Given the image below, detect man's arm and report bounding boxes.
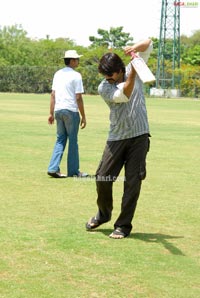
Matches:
[123,65,137,98]
[111,66,137,103]
[48,90,55,125]
[76,93,86,129]
[124,38,152,55]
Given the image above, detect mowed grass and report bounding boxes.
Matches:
[0,92,199,298]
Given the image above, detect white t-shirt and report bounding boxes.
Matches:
[52,67,84,112]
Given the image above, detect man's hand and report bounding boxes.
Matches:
[80,117,86,129]
[48,115,54,125]
[124,46,136,56]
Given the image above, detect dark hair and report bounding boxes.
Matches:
[98,53,125,76]
[64,57,79,66]
[64,58,71,66]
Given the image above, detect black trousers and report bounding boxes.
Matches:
[95,134,150,235]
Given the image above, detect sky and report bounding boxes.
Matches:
[1,0,200,46]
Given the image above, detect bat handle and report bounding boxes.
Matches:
[130,51,138,59]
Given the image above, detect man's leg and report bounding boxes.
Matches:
[65,111,80,176]
[94,140,126,223]
[48,111,67,173]
[114,134,150,236]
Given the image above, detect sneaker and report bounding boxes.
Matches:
[77,172,88,178]
[47,172,67,178]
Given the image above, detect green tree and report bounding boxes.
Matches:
[0,24,30,65]
[179,64,200,97]
[181,30,200,66]
[89,26,133,49]
[181,44,200,66]
[181,30,200,47]
[0,24,199,96]
[0,25,79,67]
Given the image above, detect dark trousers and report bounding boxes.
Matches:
[95,134,150,235]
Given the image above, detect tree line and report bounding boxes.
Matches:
[0,25,199,97]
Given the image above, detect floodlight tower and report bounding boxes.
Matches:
[156,0,180,94]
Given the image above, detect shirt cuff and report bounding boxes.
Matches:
[113,83,129,103]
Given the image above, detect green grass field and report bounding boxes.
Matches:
[0,93,199,298]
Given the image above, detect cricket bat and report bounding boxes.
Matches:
[130,51,156,83]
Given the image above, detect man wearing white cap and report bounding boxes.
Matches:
[47,50,87,178]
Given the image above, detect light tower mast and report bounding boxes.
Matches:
[156,0,180,93]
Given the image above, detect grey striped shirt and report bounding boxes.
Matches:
[98,71,149,141]
[98,43,153,141]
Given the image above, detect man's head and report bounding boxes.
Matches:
[98,53,125,84]
[62,50,83,66]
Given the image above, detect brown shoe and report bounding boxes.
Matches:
[47,172,67,178]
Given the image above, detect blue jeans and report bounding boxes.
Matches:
[48,109,80,176]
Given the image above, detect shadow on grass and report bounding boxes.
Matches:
[132,232,185,256]
[92,229,185,256]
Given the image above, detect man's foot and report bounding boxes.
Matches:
[86,217,102,230]
[109,228,128,239]
[75,172,89,178]
[47,172,67,178]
